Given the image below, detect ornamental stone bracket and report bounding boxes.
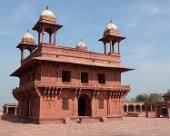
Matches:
[93,90,99,98]
[75,88,81,98]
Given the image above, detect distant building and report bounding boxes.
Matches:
[123,93,170,118]
[2,103,18,115]
[11,7,133,124]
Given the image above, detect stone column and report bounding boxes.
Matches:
[110,40,113,54]
[104,43,106,54]
[151,106,153,112]
[155,106,158,117]
[6,106,9,115]
[91,93,96,117]
[107,97,111,115]
[53,32,56,44]
[21,48,25,64]
[118,41,120,54]
[38,32,40,45]
[145,105,148,117]
[167,106,170,119]
[49,33,52,43]
[42,29,44,43]
[157,107,160,118]
[14,107,17,115]
[72,97,78,116]
[134,105,136,112]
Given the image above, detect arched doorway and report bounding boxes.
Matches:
[123,105,127,112]
[142,105,145,112]
[128,105,134,112]
[78,94,91,116]
[136,105,141,112]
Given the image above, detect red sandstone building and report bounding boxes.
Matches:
[11,7,133,124]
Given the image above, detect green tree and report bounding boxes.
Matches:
[136,93,149,102]
[148,93,162,102]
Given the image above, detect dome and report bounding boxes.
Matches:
[22,31,34,40]
[76,39,87,50]
[104,20,120,36]
[40,6,56,18]
[105,21,118,30]
[22,31,35,43]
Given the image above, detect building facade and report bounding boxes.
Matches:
[11,7,133,124]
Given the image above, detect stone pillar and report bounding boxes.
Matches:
[151,106,153,112]
[118,41,120,54]
[157,107,160,118]
[14,107,17,115]
[6,106,9,115]
[112,44,114,53]
[134,105,136,112]
[110,40,113,54]
[73,97,78,116]
[107,97,111,115]
[21,48,25,63]
[42,30,44,43]
[104,43,106,54]
[167,106,170,119]
[145,105,148,117]
[38,32,40,45]
[53,32,56,44]
[127,105,129,113]
[91,95,96,117]
[140,105,142,112]
[49,33,52,43]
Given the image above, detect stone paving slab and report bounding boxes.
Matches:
[0,117,170,136]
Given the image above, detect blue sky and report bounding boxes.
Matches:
[0,0,170,109]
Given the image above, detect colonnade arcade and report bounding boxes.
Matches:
[123,103,156,113]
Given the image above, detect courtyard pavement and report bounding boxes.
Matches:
[0,117,170,136]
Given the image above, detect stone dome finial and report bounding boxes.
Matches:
[76,39,87,50]
[40,6,56,18]
[103,20,120,36]
[22,30,35,44]
[106,21,118,30]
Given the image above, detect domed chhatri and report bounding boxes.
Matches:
[76,39,87,50]
[22,30,35,44]
[104,20,120,36]
[33,6,63,45]
[105,21,118,30]
[40,6,56,18]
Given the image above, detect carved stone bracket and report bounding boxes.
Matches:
[75,88,81,98]
[93,90,99,98]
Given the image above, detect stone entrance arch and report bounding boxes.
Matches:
[78,94,91,116]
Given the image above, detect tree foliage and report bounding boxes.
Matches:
[136,93,149,102]
[133,93,162,102]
